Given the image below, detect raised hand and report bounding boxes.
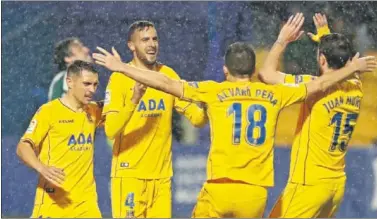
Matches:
[277,13,305,45]
[308,13,331,42]
[131,82,147,104]
[93,47,124,72]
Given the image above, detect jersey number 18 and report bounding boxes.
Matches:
[227,103,267,146]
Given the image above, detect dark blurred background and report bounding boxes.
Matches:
[2,1,377,217]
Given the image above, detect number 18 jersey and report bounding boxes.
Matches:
[284,75,363,185]
[181,80,307,187]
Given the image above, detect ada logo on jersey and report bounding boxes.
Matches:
[105,90,111,105]
[26,119,37,134]
[68,133,93,146]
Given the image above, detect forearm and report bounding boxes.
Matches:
[259,40,287,84]
[118,64,183,97]
[104,103,137,139]
[16,141,43,172]
[306,65,357,96]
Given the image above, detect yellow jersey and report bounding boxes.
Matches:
[284,74,363,184]
[103,63,207,179]
[21,99,103,205]
[181,80,307,187]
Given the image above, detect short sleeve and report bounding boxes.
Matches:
[181,81,216,103]
[277,83,308,108]
[21,105,51,149]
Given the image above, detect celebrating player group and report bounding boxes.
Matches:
[17,12,377,218]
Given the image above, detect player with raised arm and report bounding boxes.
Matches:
[16,61,103,218]
[93,13,376,218]
[259,13,375,218]
[102,20,207,218]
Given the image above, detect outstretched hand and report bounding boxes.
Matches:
[308,13,331,42]
[92,47,124,72]
[349,52,377,73]
[277,13,305,45]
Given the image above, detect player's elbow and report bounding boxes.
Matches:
[258,70,277,85]
[16,142,28,160]
[16,143,22,158]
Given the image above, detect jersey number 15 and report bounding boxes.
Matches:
[227,103,267,146]
[329,112,358,152]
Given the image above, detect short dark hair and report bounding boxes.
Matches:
[319,33,356,69]
[127,20,155,42]
[54,37,80,71]
[224,42,256,76]
[67,60,98,77]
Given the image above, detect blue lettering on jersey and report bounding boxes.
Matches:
[68,133,93,146]
[157,99,165,110]
[87,133,93,144]
[77,133,86,144]
[255,89,278,106]
[138,101,147,111]
[138,99,166,112]
[149,99,156,110]
[68,135,76,145]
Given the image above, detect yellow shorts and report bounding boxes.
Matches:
[192,182,268,218]
[31,200,101,218]
[269,179,346,218]
[111,177,171,218]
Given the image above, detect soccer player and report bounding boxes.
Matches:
[93,13,376,217]
[102,20,207,218]
[16,61,103,218]
[258,14,375,218]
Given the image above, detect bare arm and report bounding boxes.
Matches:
[16,141,65,187]
[258,41,288,84]
[118,64,183,98]
[16,141,44,171]
[260,13,331,85]
[259,13,305,84]
[93,47,184,98]
[306,53,377,96]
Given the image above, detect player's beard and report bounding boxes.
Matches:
[135,48,157,67]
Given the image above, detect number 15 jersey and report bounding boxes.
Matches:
[181,80,307,187]
[284,75,363,185]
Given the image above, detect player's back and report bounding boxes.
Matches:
[22,99,102,205]
[289,78,363,184]
[182,80,307,187]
